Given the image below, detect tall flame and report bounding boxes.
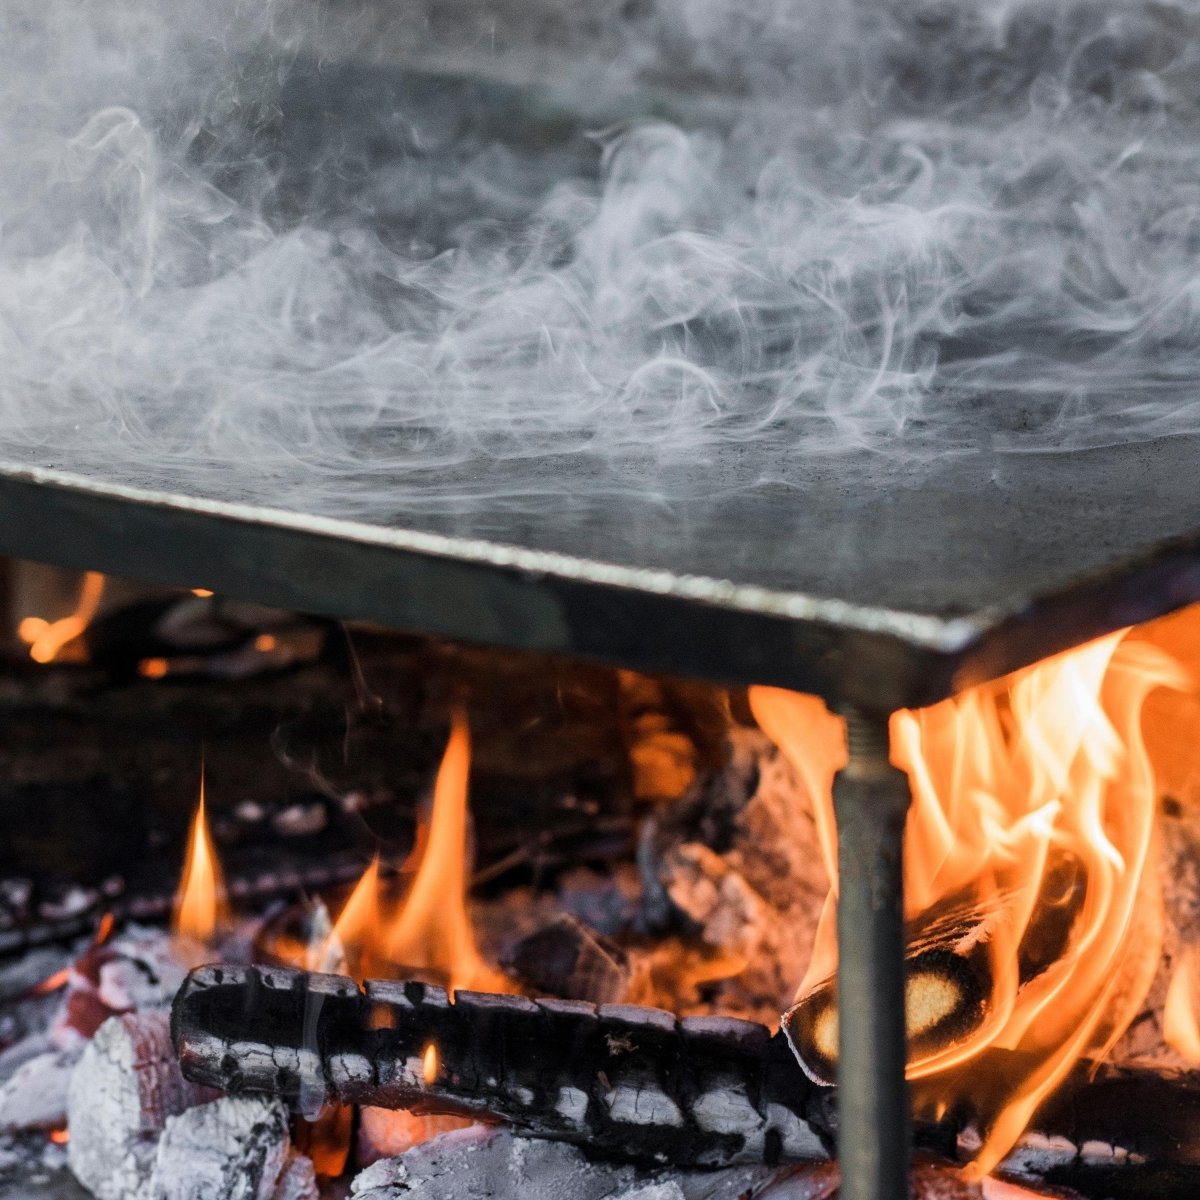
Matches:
[17,571,105,663]
[172,772,229,944]
[316,710,509,994]
[751,628,1187,1175]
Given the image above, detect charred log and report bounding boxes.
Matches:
[171,964,830,1168]
[172,966,1200,1188]
[785,853,1087,1085]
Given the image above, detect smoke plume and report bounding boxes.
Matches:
[1,0,1198,517]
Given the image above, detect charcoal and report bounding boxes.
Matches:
[502,914,631,1003]
[0,1047,80,1131]
[645,731,829,1019]
[349,1128,780,1200]
[357,1108,476,1166]
[66,1012,211,1200]
[271,1151,319,1200]
[173,965,828,1168]
[148,1096,309,1200]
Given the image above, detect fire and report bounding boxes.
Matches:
[422,1042,439,1085]
[751,627,1188,1175]
[1163,947,1200,1063]
[315,710,509,994]
[17,571,105,663]
[172,773,230,944]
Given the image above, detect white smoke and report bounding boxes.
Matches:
[1,0,1198,516]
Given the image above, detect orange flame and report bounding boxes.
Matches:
[172,773,229,944]
[751,628,1187,1175]
[48,1128,69,1146]
[314,710,509,995]
[1163,946,1200,1063]
[17,571,105,663]
[422,1042,439,1085]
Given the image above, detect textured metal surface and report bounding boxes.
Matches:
[1,454,1199,709]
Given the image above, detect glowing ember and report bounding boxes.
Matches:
[48,1127,69,1145]
[138,657,170,679]
[31,966,70,997]
[17,571,105,663]
[314,710,510,995]
[422,1042,439,1085]
[752,627,1189,1175]
[172,772,229,944]
[191,588,213,597]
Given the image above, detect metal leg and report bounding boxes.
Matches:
[834,708,912,1200]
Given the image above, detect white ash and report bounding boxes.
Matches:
[66,1012,211,1200]
[0,1046,81,1131]
[270,1151,319,1200]
[350,1127,780,1200]
[148,1097,312,1200]
[0,947,72,1003]
[90,927,195,1014]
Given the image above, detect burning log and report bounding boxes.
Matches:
[66,1011,213,1200]
[172,965,1200,1191]
[784,853,1088,1085]
[171,964,830,1168]
[783,946,987,1086]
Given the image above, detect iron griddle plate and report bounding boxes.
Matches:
[0,437,1197,712]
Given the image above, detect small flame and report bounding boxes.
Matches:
[1164,947,1200,1063]
[31,967,70,996]
[752,627,1188,1175]
[192,588,213,597]
[48,1128,69,1146]
[313,710,509,994]
[30,911,113,997]
[422,1042,439,1085]
[18,571,105,663]
[139,657,170,679]
[171,773,229,944]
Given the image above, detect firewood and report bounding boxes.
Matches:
[171,964,830,1168]
[348,1126,786,1200]
[147,1096,313,1200]
[784,947,987,1086]
[501,913,632,1004]
[66,1011,214,1200]
[785,855,1085,1084]
[172,965,1200,1190]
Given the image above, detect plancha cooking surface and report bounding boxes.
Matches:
[3,56,1200,709]
[1,440,1198,711]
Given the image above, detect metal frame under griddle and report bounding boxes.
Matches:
[5,464,1200,1200]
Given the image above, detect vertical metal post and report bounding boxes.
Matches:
[834,707,912,1200]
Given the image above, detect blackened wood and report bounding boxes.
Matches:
[172,964,830,1168]
[170,966,1200,1182]
[501,914,631,1004]
[784,947,987,1087]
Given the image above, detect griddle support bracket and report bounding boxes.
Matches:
[833,707,912,1200]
